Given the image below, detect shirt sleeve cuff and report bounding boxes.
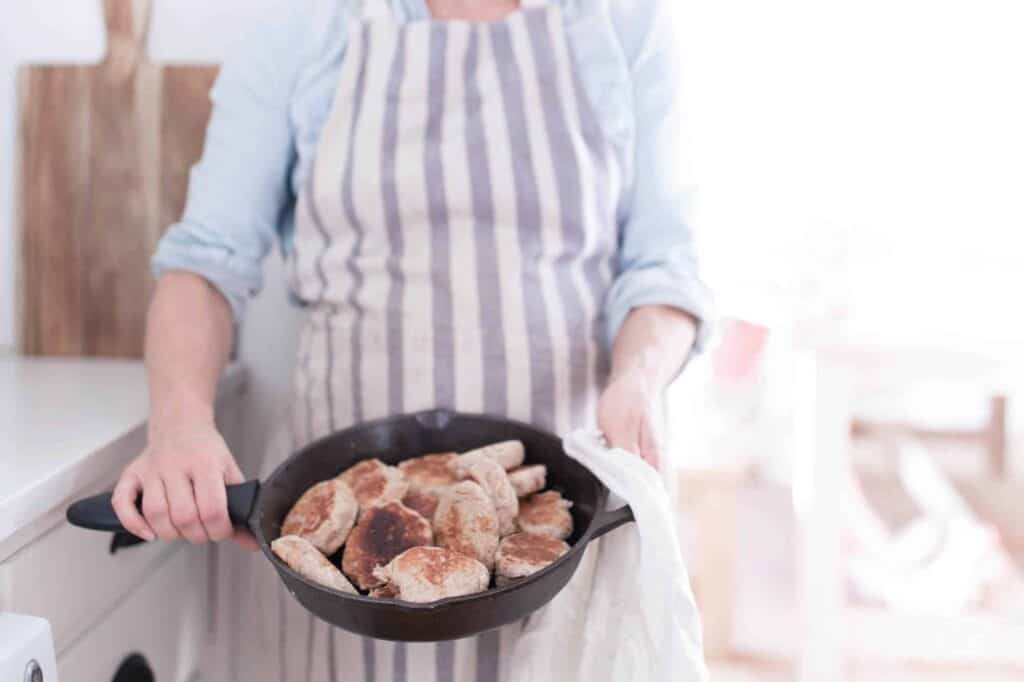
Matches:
[604,266,715,355]
[150,237,259,323]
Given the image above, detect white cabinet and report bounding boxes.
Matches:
[57,549,205,682]
[1,519,183,652]
[0,359,247,681]
[0,613,58,681]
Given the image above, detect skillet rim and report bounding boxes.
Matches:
[254,409,610,612]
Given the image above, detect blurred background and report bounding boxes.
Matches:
[667,1,1024,680]
[2,1,1023,681]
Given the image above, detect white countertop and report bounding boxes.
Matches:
[0,354,248,546]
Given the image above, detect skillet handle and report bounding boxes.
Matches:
[66,480,261,534]
[589,505,635,540]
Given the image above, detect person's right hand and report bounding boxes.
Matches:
[111,422,256,549]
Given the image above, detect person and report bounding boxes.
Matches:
[111,0,712,679]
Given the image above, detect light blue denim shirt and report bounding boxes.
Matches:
[152,0,713,351]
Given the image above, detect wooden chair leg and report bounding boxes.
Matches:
[988,395,1007,479]
[678,470,741,660]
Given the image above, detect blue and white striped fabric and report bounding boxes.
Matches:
[151,0,714,354]
[238,2,620,681]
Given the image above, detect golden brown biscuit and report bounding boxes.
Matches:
[398,452,458,493]
[372,546,490,603]
[433,481,500,570]
[280,478,358,554]
[338,459,409,511]
[516,491,573,540]
[450,441,525,477]
[369,582,399,599]
[461,458,519,537]
[494,532,570,586]
[271,535,358,594]
[341,501,433,591]
[507,465,546,498]
[402,489,441,522]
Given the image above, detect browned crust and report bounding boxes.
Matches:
[338,459,408,510]
[516,491,573,540]
[341,501,433,590]
[402,489,440,521]
[271,535,357,594]
[433,481,499,569]
[281,480,336,537]
[499,532,568,564]
[280,478,356,554]
[369,582,399,599]
[398,453,458,492]
[374,546,490,602]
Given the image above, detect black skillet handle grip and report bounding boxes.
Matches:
[66,480,261,533]
[589,504,635,541]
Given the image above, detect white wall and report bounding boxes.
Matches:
[675,0,1024,360]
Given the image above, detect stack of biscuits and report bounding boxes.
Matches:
[271,441,574,604]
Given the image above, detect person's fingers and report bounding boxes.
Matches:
[164,473,210,544]
[638,416,661,469]
[232,527,261,552]
[142,475,179,542]
[112,471,155,541]
[193,472,232,542]
[222,455,244,485]
[604,413,640,456]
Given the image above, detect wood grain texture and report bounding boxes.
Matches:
[18,0,218,357]
[18,66,92,355]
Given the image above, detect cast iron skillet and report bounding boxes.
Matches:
[67,409,634,641]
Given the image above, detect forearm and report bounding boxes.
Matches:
[609,305,698,391]
[145,272,234,439]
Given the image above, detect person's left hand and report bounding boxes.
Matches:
[597,368,661,468]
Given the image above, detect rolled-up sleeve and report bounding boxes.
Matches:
[604,0,714,352]
[151,3,307,321]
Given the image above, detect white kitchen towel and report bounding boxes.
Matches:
[509,429,709,682]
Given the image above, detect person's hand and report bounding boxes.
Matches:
[111,422,257,549]
[597,368,662,468]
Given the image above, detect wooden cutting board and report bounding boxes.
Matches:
[18,0,219,357]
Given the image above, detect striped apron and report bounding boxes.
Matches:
[238,1,624,680]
